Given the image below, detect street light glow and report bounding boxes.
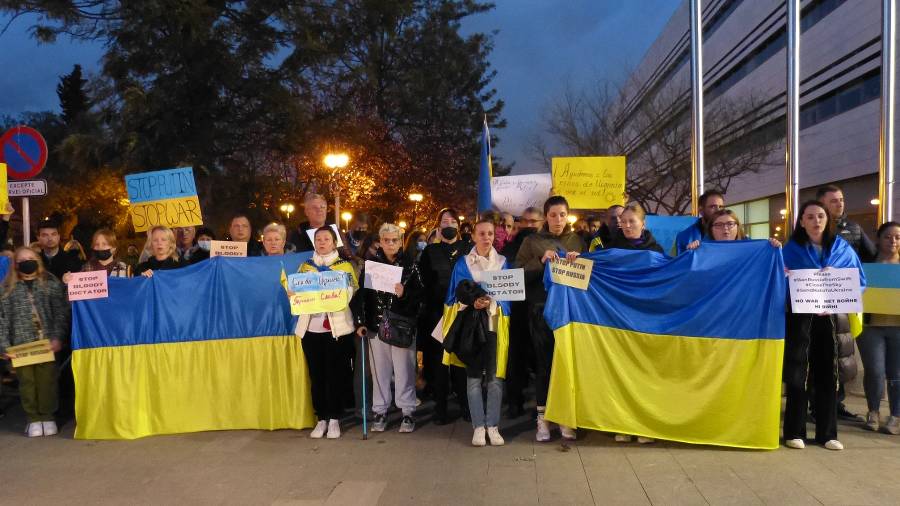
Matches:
[871,198,881,206]
[409,193,424,202]
[341,211,353,222]
[398,221,408,229]
[567,215,578,224]
[323,153,350,169]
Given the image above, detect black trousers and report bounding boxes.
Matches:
[421,306,467,417]
[303,331,351,420]
[784,316,838,443]
[528,302,555,408]
[505,300,533,408]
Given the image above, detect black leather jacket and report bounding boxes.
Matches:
[353,249,423,332]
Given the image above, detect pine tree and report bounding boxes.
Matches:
[56,64,89,126]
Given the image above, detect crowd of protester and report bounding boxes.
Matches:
[0,184,897,450]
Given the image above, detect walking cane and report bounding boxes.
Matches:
[361,330,368,440]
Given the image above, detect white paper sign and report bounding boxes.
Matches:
[490,173,552,216]
[480,268,525,301]
[363,260,403,294]
[788,268,863,314]
[305,224,344,248]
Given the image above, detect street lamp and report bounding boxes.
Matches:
[567,214,578,225]
[324,152,350,225]
[398,220,408,229]
[409,193,424,230]
[280,203,295,220]
[341,211,353,233]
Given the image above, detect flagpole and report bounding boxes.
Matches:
[690,0,705,216]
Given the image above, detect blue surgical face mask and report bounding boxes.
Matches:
[198,240,211,251]
[417,240,427,251]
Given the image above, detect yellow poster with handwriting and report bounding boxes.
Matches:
[0,163,9,214]
[551,156,626,209]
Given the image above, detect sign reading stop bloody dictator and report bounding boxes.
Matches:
[125,167,203,232]
[0,126,48,180]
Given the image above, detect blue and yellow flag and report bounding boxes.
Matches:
[71,253,316,439]
[441,255,512,378]
[477,118,493,214]
[862,263,900,315]
[542,241,786,449]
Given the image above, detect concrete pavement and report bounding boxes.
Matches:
[1,390,898,505]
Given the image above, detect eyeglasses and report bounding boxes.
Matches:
[712,221,738,230]
[381,238,401,244]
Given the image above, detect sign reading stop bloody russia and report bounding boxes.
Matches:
[125,167,203,232]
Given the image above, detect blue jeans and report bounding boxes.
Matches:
[857,326,900,417]
[467,347,504,428]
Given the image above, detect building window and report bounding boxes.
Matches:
[799,70,881,129]
[727,198,771,239]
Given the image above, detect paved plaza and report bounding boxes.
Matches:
[1,389,898,505]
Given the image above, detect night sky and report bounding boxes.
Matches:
[0,1,681,174]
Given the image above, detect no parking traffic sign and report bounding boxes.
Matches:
[0,126,48,180]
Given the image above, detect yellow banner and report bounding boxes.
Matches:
[8,339,55,368]
[287,271,351,315]
[0,163,8,214]
[551,156,626,209]
[129,196,203,232]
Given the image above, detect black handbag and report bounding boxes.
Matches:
[378,310,417,348]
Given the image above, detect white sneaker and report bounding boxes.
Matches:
[371,413,387,432]
[42,421,58,436]
[637,437,655,444]
[487,426,505,446]
[560,425,576,441]
[824,439,843,451]
[310,420,327,439]
[535,412,551,442]
[26,422,43,438]
[785,438,805,449]
[326,419,341,439]
[615,434,633,443]
[472,426,486,447]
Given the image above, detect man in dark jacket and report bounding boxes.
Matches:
[289,193,329,252]
[500,207,543,417]
[815,185,875,421]
[37,220,82,281]
[227,214,264,257]
[418,208,472,424]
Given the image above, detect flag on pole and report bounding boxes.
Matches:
[477,118,493,214]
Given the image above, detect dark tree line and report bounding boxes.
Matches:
[1,0,506,238]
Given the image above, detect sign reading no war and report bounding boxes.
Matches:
[788,268,863,314]
[125,167,203,232]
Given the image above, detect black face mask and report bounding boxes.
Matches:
[17,260,39,275]
[350,230,367,242]
[94,249,113,261]
[440,226,458,240]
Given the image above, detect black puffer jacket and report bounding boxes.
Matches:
[785,313,857,385]
[835,216,877,261]
[352,249,423,332]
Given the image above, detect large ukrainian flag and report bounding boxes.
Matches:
[543,241,786,449]
[71,254,316,439]
[862,263,900,315]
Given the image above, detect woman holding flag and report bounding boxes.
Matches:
[291,226,359,440]
[442,218,511,446]
[782,201,865,451]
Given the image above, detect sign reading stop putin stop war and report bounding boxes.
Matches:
[551,156,626,209]
[125,167,203,232]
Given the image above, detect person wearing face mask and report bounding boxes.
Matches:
[347,213,370,256]
[404,231,428,263]
[0,247,70,437]
[516,196,585,442]
[136,226,181,277]
[500,207,544,417]
[188,227,216,265]
[782,200,865,451]
[418,207,472,424]
[81,229,130,278]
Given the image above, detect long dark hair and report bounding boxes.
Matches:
[790,200,835,250]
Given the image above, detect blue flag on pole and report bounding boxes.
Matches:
[477,118,493,214]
